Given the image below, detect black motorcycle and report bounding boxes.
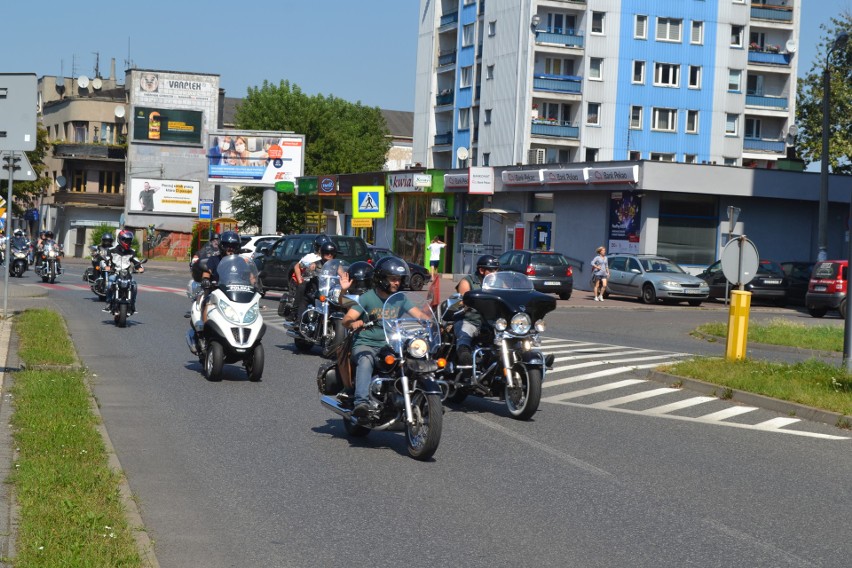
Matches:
[316,291,445,461]
[8,245,29,278]
[287,259,349,357]
[106,256,147,327]
[83,246,110,300]
[438,271,556,420]
[34,239,62,283]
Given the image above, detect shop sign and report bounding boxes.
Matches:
[319,175,337,193]
[469,166,495,195]
[588,165,639,184]
[444,173,469,189]
[543,168,588,185]
[414,173,432,188]
[351,217,373,228]
[501,169,544,186]
[387,172,425,193]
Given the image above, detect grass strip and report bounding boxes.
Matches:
[15,308,77,366]
[693,318,843,352]
[9,310,142,567]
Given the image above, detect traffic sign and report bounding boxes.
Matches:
[199,199,213,220]
[721,236,759,287]
[0,74,37,151]
[352,186,385,218]
[0,151,37,181]
[275,181,295,194]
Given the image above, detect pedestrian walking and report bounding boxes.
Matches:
[427,236,446,278]
[591,246,609,301]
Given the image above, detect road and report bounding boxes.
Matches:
[7,264,851,567]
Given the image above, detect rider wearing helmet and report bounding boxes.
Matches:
[346,261,374,296]
[199,231,247,322]
[190,233,221,282]
[292,236,346,324]
[104,230,145,313]
[454,254,500,367]
[10,229,28,251]
[90,232,114,279]
[342,256,427,419]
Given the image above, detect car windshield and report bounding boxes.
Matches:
[530,253,569,266]
[482,271,535,291]
[640,258,685,274]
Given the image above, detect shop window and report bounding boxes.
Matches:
[460,194,485,244]
[657,193,718,265]
[394,194,429,265]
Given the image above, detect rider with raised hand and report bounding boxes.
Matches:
[342,256,428,419]
[293,239,351,324]
[104,230,145,313]
[454,254,500,367]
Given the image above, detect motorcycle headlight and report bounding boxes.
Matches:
[495,318,508,331]
[217,298,241,324]
[407,338,429,359]
[534,319,546,333]
[243,302,260,325]
[510,313,532,335]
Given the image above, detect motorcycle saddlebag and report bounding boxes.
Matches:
[316,361,343,395]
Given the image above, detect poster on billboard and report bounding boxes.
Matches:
[132,107,203,145]
[608,191,641,254]
[207,131,305,186]
[129,179,200,214]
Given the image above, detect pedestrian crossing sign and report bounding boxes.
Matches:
[352,186,385,218]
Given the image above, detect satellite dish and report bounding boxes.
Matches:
[785,39,797,53]
[77,75,90,89]
[456,147,469,161]
[114,105,126,119]
[92,77,102,90]
[56,175,66,188]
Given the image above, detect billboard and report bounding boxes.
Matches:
[608,191,641,254]
[207,131,305,187]
[129,178,200,214]
[132,107,203,145]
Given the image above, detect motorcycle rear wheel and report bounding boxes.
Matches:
[504,364,542,421]
[205,341,224,381]
[116,304,128,328]
[406,392,443,461]
[245,343,264,382]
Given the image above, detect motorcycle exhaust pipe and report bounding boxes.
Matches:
[320,395,351,418]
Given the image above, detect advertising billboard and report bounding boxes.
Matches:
[207,131,305,187]
[608,191,641,254]
[132,107,203,145]
[129,178,200,214]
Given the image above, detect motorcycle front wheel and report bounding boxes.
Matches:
[245,343,264,382]
[116,304,128,328]
[406,392,443,461]
[321,320,346,359]
[205,341,224,381]
[504,364,542,421]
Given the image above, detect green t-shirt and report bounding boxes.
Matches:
[352,290,415,349]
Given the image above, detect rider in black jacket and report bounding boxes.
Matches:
[103,230,145,313]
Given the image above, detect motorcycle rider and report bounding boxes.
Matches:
[36,230,63,274]
[346,261,374,297]
[190,233,220,282]
[103,230,145,313]
[199,231,248,323]
[293,239,350,325]
[342,256,429,419]
[454,255,500,367]
[9,229,28,255]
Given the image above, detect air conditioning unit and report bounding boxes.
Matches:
[528,148,546,165]
[430,198,447,216]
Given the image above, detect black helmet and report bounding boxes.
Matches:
[219,231,241,255]
[476,255,499,271]
[319,241,337,257]
[209,233,221,244]
[313,234,332,253]
[45,230,55,240]
[347,261,374,295]
[373,256,410,292]
[101,233,114,247]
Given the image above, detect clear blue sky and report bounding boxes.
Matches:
[1,0,848,112]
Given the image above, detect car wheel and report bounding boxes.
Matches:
[808,307,828,318]
[641,284,657,304]
[409,273,425,291]
[840,299,847,320]
[558,291,571,300]
[687,300,702,307]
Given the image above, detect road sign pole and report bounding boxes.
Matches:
[2,152,18,318]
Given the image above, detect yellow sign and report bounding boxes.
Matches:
[352,186,385,218]
[351,217,373,228]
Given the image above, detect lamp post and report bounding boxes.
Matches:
[817,31,849,262]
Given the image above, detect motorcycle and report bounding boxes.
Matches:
[9,245,29,278]
[316,291,445,461]
[438,271,556,420]
[186,255,266,382]
[287,259,349,357]
[83,246,110,300]
[106,256,147,328]
[34,239,63,283]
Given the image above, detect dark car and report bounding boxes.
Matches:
[805,259,848,318]
[606,254,709,305]
[367,246,432,291]
[254,234,370,292]
[780,261,815,305]
[497,249,574,300]
[697,258,788,306]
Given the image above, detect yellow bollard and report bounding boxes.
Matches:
[726,290,752,361]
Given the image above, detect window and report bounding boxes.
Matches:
[658,193,718,265]
[591,12,604,34]
[73,121,87,143]
[463,23,475,46]
[731,25,744,47]
[652,108,677,132]
[72,169,86,192]
[654,63,680,87]
[585,148,598,162]
[684,154,697,164]
[725,113,738,136]
[545,58,574,76]
[488,21,496,36]
[483,152,490,166]
[749,31,766,50]
[486,65,494,80]
[484,109,492,124]
[688,65,701,88]
[99,170,121,194]
[589,58,603,80]
[747,74,764,95]
[629,151,641,160]
[461,66,472,88]
[724,157,738,166]
[632,60,646,84]
[686,110,699,133]
[630,106,643,129]
[459,108,470,130]
[745,118,761,138]
[656,17,682,42]
[650,153,675,162]
[727,69,742,91]
[635,15,647,39]
[691,21,703,44]
[587,102,600,125]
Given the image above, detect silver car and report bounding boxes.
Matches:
[605,254,709,305]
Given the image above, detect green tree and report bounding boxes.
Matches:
[796,13,852,174]
[229,188,305,235]
[0,125,52,215]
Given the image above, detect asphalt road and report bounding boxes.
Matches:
[6,262,851,567]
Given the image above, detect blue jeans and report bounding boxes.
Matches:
[454,319,479,349]
[352,344,378,405]
[107,274,138,306]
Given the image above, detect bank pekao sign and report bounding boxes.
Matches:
[502,165,639,186]
[387,172,432,193]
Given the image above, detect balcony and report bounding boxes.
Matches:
[436,91,454,106]
[745,93,789,110]
[438,50,457,66]
[434,133,453,146]
[530,121,579,139]
[440,11,458,27]
[747,50,792,66]
[533,74,582,94]
[534,30,584,49]
[53,143,126,161]
[53,190,124,207]
[750,4,793,22]
[743,137,785,153]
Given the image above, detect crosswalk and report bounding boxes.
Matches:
[537,338,849,440]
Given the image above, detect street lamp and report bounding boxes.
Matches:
[817,31,849,262]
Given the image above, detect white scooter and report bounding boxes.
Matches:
[186,255,266,382]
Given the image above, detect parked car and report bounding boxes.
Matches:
[605,254,709,305]
[254,234,371,292]
[497,249,574,300]
[367,246,432,290]
[780,261,815,305]
[805,259,848,318]
[697,258,788,306]
[240,234,280,259]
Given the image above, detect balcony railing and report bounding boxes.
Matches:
[440,11,458,27]
[438,51,457,66]
[436,91,454,106]
[743,137,785,153]
[434,133,453,146]
[745,93,789,109]
[530,122,579,139]
[533,74,582,94]
[534,30,584,49]
[747,51,792,66]
[751,4,793,22]
[52,143,127,160]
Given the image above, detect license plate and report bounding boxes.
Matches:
[544,281,560,286]
[815,285,827,292]
[763,279,781,285]
[682,289,703,294]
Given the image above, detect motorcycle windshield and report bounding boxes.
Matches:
[318,259,350,302]
[481,271,535,291]
[216,255,260,303]
[381,291,440,355]
[43,241,59,258]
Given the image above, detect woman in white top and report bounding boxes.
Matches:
[427,236,446,278]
